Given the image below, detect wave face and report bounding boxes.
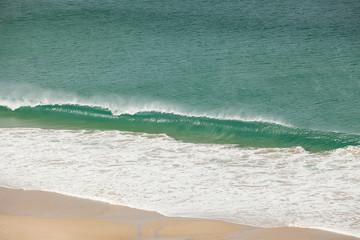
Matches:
[0,104,359,152]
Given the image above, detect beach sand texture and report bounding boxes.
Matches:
[0,187,358,240]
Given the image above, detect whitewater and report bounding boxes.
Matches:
[1,128,359,237]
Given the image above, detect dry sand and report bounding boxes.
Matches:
[0,187,358,240]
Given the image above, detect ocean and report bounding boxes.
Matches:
[1,0,359,237]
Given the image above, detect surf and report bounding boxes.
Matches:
[0,103,359,152]
[1,127,359,237]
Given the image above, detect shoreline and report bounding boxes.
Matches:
[0,187,358,240]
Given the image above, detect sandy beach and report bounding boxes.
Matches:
[0,187,358,240]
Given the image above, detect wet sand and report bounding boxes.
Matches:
[0,187,358,240]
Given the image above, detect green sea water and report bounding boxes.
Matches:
[1,0,360,151]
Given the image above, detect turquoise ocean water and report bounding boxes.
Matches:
[1,0,360,236]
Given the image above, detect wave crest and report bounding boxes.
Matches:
[0,103,359,152]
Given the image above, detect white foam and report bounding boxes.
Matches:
[0,128,359,237]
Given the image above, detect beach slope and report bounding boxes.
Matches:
[0,187,358,240]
